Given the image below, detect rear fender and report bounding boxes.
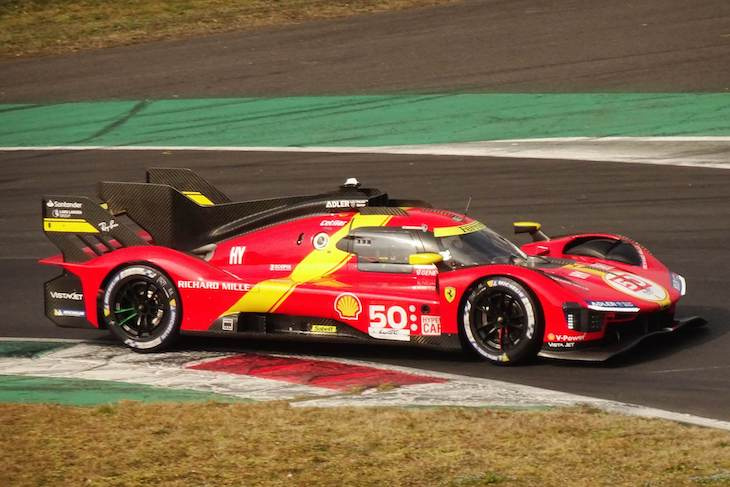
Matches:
[41,246,245,330]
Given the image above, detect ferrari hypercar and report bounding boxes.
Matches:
[41,168,706,364]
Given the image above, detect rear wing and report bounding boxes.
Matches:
[42,196,147,263]
[146,167,231,205]
[44,167,431,257]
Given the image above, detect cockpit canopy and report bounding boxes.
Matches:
[337,223,525,272]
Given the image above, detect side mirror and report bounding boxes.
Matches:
[513,221,549,242]
[408,252,443,265]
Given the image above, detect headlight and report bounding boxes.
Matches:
[562,302,605,332]
[671,273,687,296]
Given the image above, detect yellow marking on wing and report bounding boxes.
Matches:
[563,263,606,277]
[433,221,486,237]
[43,218,98,233]
[222,214,392,316]
[182,191,214,206]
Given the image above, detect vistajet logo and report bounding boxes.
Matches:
[50,291,83,301]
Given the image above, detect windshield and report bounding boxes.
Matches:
[437,227,526,269]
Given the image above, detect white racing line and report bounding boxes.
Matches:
[2,137,730,169]
[1,338,729,431]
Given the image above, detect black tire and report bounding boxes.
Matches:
[460,277,543,365]
[101,265,180,353]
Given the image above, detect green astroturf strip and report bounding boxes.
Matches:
[0,94,728,147]
[0,375,243,405]
[0,341,72,358]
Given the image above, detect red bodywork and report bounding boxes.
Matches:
[41,204,691,359]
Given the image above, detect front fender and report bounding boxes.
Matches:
[438,264,594,340]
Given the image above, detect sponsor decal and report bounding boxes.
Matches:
[369,328,410,341]
[51,208,82,218]
[326,199,368,209]
[52,309,85,317]
[433,221,487,237]
[46,200,82,209]
[49,291,83,301]
[177,280,251,291]
[414,265,438,277]
[421,315,441,336]
[586,300,640,312]
[98,219,119,232]
[313,232,330,250]
[320,219,348,227]
[334,293,362,320]
[402,224,429,231]
[546,342,577,349]
[228,246,246,265]
[269,264,292,272]
[547,332,586,342]
[310,324,337,334]
[222,316,235,331]
[120,267,157,279]
[603,270,668,303]
[367,304,417,341]
[588,262,614,271]
[444,286,457,303]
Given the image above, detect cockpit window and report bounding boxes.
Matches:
[351,231,420,265]
[337,227,422,273]
[437,227,526,269]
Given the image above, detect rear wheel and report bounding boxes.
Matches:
[101,265,180,352]
[461,277,543,365]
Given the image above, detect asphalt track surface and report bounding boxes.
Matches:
[1,0,729,100]
[1,0,729,420]
[1,150,729,420]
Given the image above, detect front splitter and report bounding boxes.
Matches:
[538,316,708,362]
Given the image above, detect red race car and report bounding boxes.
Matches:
[40,168,706,364]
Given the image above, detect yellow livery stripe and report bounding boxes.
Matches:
[43,218,99,233]
[182,191,214,206]
[222,214,392,317]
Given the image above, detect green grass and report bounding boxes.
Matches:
[0,0,454,58]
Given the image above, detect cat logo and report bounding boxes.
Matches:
[444,286,457,303]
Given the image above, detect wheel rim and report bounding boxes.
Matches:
[472,289,528,352]
[111,278,168,338]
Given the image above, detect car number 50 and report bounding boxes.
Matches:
[369,304,407,330]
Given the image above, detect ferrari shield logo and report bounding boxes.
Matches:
[444,287,456,303]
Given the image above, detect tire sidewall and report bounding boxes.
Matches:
[102,265,180,352]
[461,277,542,364]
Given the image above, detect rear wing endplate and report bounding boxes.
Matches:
[42,196,147,262]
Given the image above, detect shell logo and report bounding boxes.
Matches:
[334,293,362,321]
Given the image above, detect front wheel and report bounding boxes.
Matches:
[101,265,180,353]
[460,277,543,365]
